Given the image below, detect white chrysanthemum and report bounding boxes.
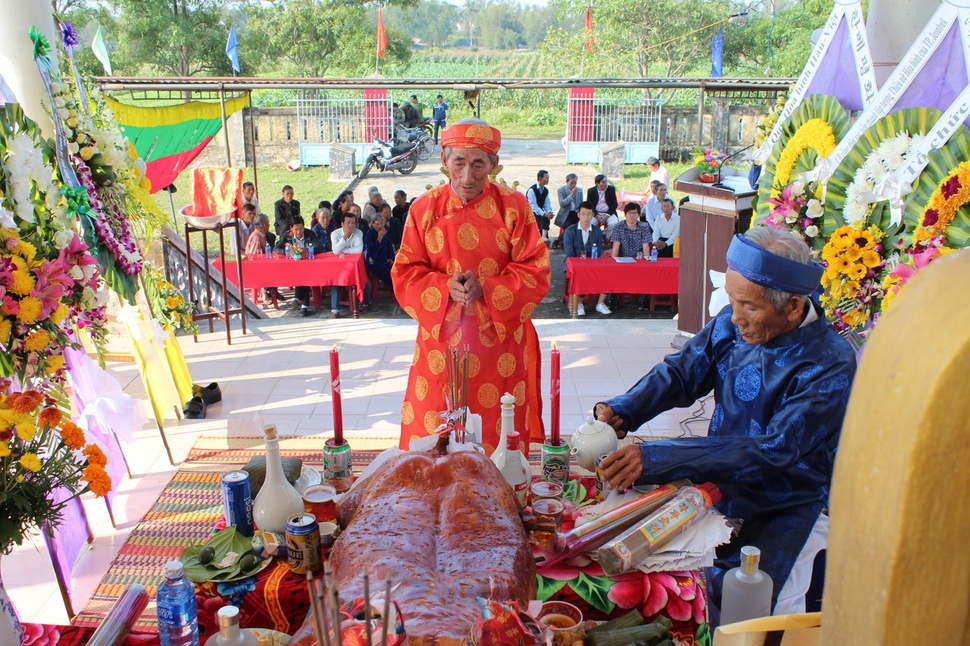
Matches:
[45,187,60,209]
[844,200,868,223]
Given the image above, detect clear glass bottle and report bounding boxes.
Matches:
[720,546,773,625]
[490,393,515,469]
[207,606,259,646]
[156,561,199,646]
[252,424,304,534]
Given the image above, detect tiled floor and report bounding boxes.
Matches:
[4,315,709,626]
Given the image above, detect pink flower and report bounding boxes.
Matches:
[21,624,60,645]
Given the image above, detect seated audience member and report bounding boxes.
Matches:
[392,190,410,226]
[274,185,301,237]
[653,198,680,258]
[527,169,554,244]
[332,190,353,221]
[392,102,406,126]
[644,180,663,227]
[362,190,384,223]
[244,213,271,257]
[563,202,611,316]
[586,174,619,242]
[329,211,365,318]
[555,173,583,248]
[231,203,257,256]
[242,181,261,214]
[349,202,368,235]
[612,202,653,259]
[380,202,402,249]
[364,213,395,304]
[311,208,332,252]
[275,215,325,316]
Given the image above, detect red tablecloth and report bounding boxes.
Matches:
[214,254,368,301]
[566,257,679,296]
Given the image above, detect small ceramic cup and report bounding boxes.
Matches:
[538,600,584,646]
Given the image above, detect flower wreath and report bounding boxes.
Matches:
[842,133,923,228]
[772,118,838,196]
[912,160,970,247]
[819,224,886,334]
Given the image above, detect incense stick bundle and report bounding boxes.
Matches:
[381,575,392,646]
[325,562,342,646]
[306,573,329,646]
[363,568,373,646]
[566,480,689,541]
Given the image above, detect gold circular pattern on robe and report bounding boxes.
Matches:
[493,321,507,341]
[504,208,517,230]
[516,268,537,289]
[421,327,431,340]
[476,195,497,218]
[424,410,442,432]
[446,258,462,276]
[520,302,536,322]
[468,353,481,378]
[447,328,462,346]
[535,254,550,269]
[457,223,480,250]
[514,325,524,344]
[492,284,514,311]
[477,383,500,409]
[479,329,497,347]
[411,346,421,366]
[402,401,415,424]
[430,323,441,340]
[405,305,417,319]
[421,286,443,312]
[394,252,409,266]
[512,380,526,405]
[497,352,516,377]
[415,376,429,401]
[478,257,499,277]
[495,230,511,254]
[427,349,446,375]
[426,226,445,255]
[524,211,536,225]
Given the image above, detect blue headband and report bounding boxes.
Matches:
[726,234,823,295]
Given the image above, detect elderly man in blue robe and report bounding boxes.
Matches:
[596,226,856,622]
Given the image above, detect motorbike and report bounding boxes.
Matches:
[415,117,434,136]
[358,138,419,178]
[394,125,435,161]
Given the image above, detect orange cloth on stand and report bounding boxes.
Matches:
[189,168,243,217]
[392,182,551,454]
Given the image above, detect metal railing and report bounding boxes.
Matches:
[295,96,393,145]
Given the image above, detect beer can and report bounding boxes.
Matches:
[594,454,611,502]
[285,513,322,575]
[221,470,254,537]
[541,439,571,485]
[323,438,353,492]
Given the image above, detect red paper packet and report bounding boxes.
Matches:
[468,598,542,646]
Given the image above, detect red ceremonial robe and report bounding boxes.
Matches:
[392,181,551,453]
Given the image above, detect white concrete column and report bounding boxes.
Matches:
[867,0,943,85]
[0,0,57,135]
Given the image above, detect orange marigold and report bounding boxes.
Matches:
[58,420,86,450]
[83,443,108,468]
[7,391,44,414]
[83,464,112,497]
[37,407,63,429]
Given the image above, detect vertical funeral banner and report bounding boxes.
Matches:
[756,0,877,163]
[827,0,970,186]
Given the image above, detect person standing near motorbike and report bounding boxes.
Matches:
[407,95,425,128]
[432,95,449,145]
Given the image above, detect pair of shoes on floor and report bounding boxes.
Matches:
[330,310,340,319]
[192,382,222,406]
[596,303,613,315]
[551,240,563,249]
[576,303,586,316]
[301,307,314,317]
[361,301,372,308]
[183,396,206,419]
[290,298,304,310]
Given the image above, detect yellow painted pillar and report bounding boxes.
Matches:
[824,249,970,643]
[0,0,57,135]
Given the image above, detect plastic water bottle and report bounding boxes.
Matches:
[156,560,199,646]
[284,243,291,259]
[720,546,773,625]
[264,243,271,258]
[650,246,658,262]
[308,244,315,260]
[590,243,599,260]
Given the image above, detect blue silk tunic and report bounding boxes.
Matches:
[604,303,856,610]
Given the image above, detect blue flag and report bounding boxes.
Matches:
[711,27,723,77]
[226,24,240,74]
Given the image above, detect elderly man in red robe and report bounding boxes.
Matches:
[392,119,551,453]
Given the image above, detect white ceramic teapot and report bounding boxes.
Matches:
[569,416,619,471]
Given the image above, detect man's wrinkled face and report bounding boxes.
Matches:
[661,200,674,219]
[566,176,577,190]
[726,269,801,345]
[656,185,667,201]
[394,192,406,206]
[597,177,608,190]
[282,188,294,203]
[243,184,255,201]
[371,193,382,206]
[443,147,496,203]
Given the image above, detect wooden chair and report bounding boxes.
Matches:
[367,270,394,304]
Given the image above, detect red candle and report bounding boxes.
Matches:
[329,346,344,444]
[550,340,560,446]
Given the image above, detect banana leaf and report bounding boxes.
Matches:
[180,527,262,582]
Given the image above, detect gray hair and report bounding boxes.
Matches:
[647,157,660,166]
[566,173,578,182]
[442,118,500,166]
[254,213,270,227]
[743,227,812,312]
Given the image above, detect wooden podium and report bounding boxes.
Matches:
[675,167,756,335]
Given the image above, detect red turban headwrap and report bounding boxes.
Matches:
[440,122,501,155]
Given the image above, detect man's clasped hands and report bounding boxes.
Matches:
[449,271,484,306]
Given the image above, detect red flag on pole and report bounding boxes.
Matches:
[585,5,593,54]
[377,8,388,59]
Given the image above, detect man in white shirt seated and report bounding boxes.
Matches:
[329,211,366,318]
[647,156,670,188]
[644,182,667,229]
[585,174,619,242]
[563,202,611,316]
[527,169,555,245]
[652,198,680,258]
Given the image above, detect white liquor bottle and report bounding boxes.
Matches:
[252,424,304,534]
[720,545,774,625]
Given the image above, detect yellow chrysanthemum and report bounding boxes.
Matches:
[0,443,9,457]
[9,270,36,296]
[0,318,11,346]
[49,303,69,325]
[772,118,838,195]
[847,263,867,280]
[841,310,867,327]
[45,354,65,375]
[861,249,881,268]
[16,296,42,324]
[821,245,841,263]
[842,246,863,263]
[15,420,35,441]
[166,296,180,310]
[831,232,853,250]
[852,230,876,250]
[23,330,50,353]
[14,240,37,261]
[19,453,41,472]
[832,258,852,274]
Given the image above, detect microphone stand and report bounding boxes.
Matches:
[711,143,756,191]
